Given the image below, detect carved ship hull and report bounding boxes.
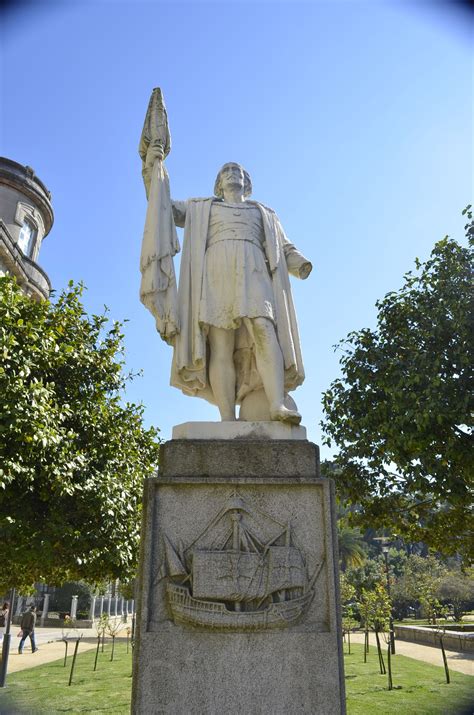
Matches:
[167,582,314,631]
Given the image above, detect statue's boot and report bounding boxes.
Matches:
[270,404,302,425]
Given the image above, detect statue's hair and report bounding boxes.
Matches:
[214,163,252,199]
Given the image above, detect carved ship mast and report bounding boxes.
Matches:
[165,496,322,631]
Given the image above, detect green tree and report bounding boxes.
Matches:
[344,558,385,596]
[340,573,357,607]
[437,568,474,621]
[393,554,447,623]
[0,277,160,592]
[340,574,358,653]
[322,210,473,557]
[359,582,393,678]
[359,582,392,634]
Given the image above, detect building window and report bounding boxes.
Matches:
[17,219,36,257]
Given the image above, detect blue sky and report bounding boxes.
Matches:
[1,0,472,452]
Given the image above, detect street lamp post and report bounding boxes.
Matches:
[374,536,396,655]
[381,545,396,655]
[0,588,16,688]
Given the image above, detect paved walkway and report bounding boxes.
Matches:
[2,625,131,674]
[349,632,473,676]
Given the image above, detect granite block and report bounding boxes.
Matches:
[132,439,345,714]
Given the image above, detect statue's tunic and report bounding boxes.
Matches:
[200,202,275,329]
[168,197,309,405]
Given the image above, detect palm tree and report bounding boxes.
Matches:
[338,524,368,571]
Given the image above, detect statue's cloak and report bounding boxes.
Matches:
[170,198,305,404]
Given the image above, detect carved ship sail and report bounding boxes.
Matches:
[165,496,322,631]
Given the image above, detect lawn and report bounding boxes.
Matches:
[0,641,472,714]
[344,644,473,715]
[0,642,133,714]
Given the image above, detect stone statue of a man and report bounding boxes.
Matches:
[141,139,312,425]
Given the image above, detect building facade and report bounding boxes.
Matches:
[0,157,54,299]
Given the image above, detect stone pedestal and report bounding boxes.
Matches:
[132,438,345,714]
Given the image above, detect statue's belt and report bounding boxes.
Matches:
[206,236,265,253]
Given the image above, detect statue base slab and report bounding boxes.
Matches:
[132,439,346,714]
[172,420,307,440]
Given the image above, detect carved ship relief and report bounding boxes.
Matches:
[162,495,324,631]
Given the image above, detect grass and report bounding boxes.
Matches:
[0,642,133,714]
[344,644,473,715]
[0,641,472,714]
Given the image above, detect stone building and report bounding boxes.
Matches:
[0,157,54,299]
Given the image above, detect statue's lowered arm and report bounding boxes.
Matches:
[276,214,313,280]
[283,241,313,280]
[139,88,180,344]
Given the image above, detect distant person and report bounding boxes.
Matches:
[0,601,8,642]
[18,605,38,654]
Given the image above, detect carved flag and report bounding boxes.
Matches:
[139,88,180,343]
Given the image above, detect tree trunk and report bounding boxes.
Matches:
[386,643,393,690]
[93,635,101,671]
[374,630,386,675]
[440,637,450,684]
[68,637,81,686]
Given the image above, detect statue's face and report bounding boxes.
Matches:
[220,163,245,192]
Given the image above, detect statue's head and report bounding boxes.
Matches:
[214,162,252,199]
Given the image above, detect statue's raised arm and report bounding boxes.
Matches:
[139,88,180,344]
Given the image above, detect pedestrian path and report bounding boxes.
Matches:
[6,640,98,673]
[349,632,473,676]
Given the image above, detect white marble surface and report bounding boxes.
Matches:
[140,99,311,426]
[172,420,307,441]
